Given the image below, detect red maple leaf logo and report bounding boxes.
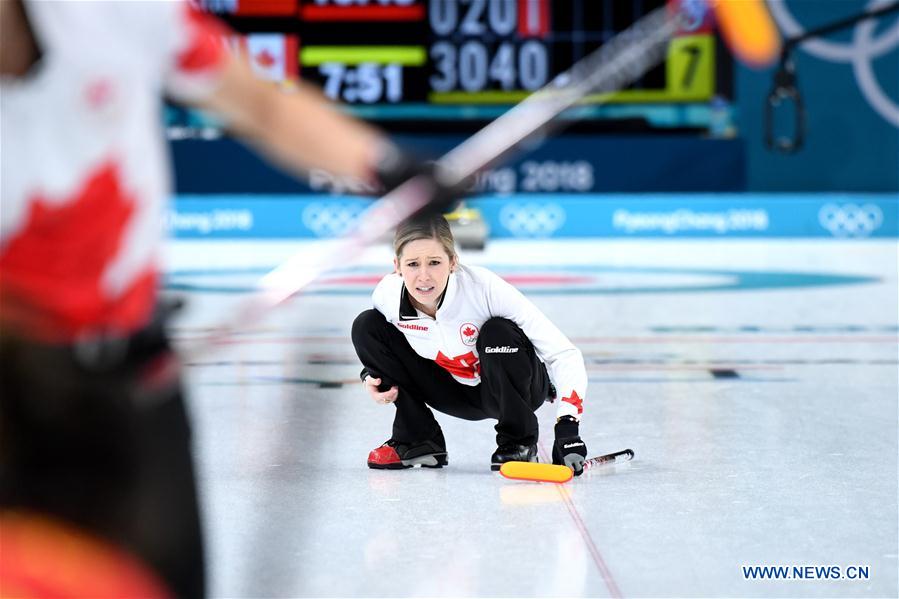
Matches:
[0,161,155,341]
[561,390,584,415]
[435,351,480,379]
[85,79,113,110]
[254,49,277,69]
[463,326,476,337]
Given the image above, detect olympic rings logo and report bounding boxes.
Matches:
[818,203,884,237]
[499,202,566,237]
[679,0,710,32]
[301,202,364,237]
[767,0,899,127]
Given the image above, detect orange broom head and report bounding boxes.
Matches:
[499,461,574,483]
[712,0,781,68]
[0,511,171,599]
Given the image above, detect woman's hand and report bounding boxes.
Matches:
[363,375,398,405]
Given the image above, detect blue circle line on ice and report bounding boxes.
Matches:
[163,264,878,295]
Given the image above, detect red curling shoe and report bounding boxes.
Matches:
[367,428,447,469]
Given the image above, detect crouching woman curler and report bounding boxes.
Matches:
[351,213,590,474]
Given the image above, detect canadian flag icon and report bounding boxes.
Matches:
[242,34,298,82]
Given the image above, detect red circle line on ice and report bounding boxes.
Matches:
[164,265,879,295]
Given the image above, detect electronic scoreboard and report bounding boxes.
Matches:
[196,0,730,129]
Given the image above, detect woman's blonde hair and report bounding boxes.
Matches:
[393,213,457,261]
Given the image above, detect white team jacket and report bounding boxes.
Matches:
[372,264,587,420]
[0,1,225,340]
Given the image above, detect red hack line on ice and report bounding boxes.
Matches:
[536,443,623,599]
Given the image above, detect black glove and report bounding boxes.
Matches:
[552,416,588,476]
[371,143,428,192]
[371,143,467,217]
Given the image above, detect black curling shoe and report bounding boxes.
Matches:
[490,443,538,471]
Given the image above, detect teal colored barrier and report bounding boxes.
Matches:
[169,194,898,239]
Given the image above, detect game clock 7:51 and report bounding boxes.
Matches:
[318,63,404,104]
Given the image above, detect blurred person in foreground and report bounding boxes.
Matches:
[0,1,433,596]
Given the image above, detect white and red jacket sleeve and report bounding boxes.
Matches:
[164,2,230,103]
[482,269,588,421]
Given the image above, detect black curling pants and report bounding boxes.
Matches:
[351,310,550,446]
[0,309,205,598]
